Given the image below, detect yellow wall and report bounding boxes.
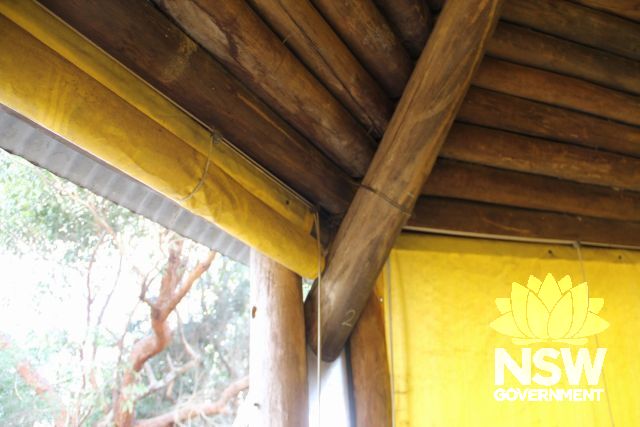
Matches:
[386,233,640,426]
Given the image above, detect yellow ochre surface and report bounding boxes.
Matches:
[0,1,321,277]
[385,233,640,426]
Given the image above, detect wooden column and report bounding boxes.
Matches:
[305,0,503,361]
[349,286,392,427]
[250,250,308,426]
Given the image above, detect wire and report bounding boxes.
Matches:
[385,257,396,427]
[176,132,217,203]
[574,241,615,427]
[314,211,323,427]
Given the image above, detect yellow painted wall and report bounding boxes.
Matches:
[386,233,640,426]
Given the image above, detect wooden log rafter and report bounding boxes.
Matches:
[374,0,433,58]
[501,0,640,61]
[441,124,640,192]
[572,0,640,23]
[40,0,356,215]
[424,159,640,222]
[458,87,640,157]
[154,0,375,178]
[488,22,640,95]
[305,0,504,361]
[43,0,640,221]
[311,0,414,98]
[246,0,392,138]
[435,0,640,60]
[409,197,640,248]
[473,57,640,127]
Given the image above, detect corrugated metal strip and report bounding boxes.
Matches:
[0,108,249,264]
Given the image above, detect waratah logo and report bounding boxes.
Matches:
[489,273,609,345]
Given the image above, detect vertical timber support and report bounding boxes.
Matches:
[349,279,392,427]
[305,0,504,361]
[250,249,308,426]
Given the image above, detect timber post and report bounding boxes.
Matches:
[349,285,392,427]
[250,249,308,426]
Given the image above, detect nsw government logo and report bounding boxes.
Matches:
[489,274,609,402]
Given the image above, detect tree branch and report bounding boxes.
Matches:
[134,376,249,427]
[113,245,217,426]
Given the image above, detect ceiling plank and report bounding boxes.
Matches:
[40,0,356,215]
[154,0,375,178]
[304,0,504,361]
[409,197,640,248]
[423,159,640,222]
[311,0,413,97]
[441,124,640,192]
[474,57,640,127]
[458,87,640,157]
[488,22,640,95]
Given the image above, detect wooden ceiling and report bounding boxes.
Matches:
[40,0,640,247]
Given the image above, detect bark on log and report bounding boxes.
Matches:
[349,287,392,427]
[423,159,640,222]
[441,124,640,192]
[249,250,308,426]
[409,197,640,248]
[458,87,640,157]
[246,0,392,138]
[154,0,374,178]
[41,0,356,215]
[502,0,640,60]
[572,0,640,23]
[487,22,640,95]
[374,0,433,58]
[473,57,640,127]
[305,0,504,361]
[311,0,413,97]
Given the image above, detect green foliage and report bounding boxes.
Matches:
[0,149,145,262]
[0,345,58,426]
[0,149,251,425]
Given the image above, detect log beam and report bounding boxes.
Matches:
[40,0,355,215]
[305,0,503,361]
[441,124,640,192]
[572,0,640,23]
[423,160,640,222]
[502,0,640,61]
[409,197,640,248]
[246,0,392,137]
[155,0,374,178]
[249,250,308,427]
[349,285,392,427]
[311,0,413,97]
[473,58,640,127]
[458,87,640,157]
[487,22,640,95]
[374,0,433,58]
